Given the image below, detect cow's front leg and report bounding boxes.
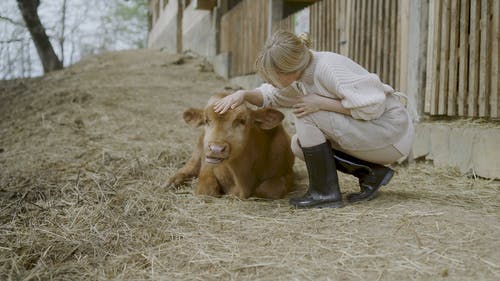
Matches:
[167,133,203,187]
[195,166,222,197]
[227,173,254,199]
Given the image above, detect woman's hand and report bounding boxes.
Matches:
[292,93,324,117]
[214,90,247,114]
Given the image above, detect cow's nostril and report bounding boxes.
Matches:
[208,143,229,154]
[209,144,227,153]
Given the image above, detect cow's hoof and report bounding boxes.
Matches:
[167,173,187,187]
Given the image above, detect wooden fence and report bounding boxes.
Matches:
[425,0,499,118]
[220,0,269,77]
[274,0,402,93]
[220,0,499,119]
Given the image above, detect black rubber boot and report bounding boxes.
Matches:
[332,150,394,203]
[289,142,344,208]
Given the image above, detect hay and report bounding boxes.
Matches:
[0,50,499,281]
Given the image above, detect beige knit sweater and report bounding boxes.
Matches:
[256,51,396,120]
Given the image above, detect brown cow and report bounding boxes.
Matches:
[168,93,295,199]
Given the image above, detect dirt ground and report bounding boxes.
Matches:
[0,49,499,281]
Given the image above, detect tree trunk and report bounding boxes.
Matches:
[176,0,183,54]
[17,0,63,73]
[60,0,67,65]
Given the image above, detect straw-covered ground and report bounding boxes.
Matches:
[0,50,498,281]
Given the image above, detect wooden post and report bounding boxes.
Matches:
[468,0,480,117]
[438,0,451,115]
[491,0,499,118]
[458,0,470,116]
[376,0,383,78]
[382,0,390,84]
[425,0,442,115]
[447,0,460,116]
[399,0,409,94]
[406,0,427,121]
[176,0,183,54]
[478,0,491,117]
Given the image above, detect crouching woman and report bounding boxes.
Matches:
[214,31,414,208]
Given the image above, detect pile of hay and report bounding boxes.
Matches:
[0,50,498,280]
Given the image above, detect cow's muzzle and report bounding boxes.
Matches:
[205,142,230,164]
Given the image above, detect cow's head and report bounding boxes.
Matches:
[183,93,285,164]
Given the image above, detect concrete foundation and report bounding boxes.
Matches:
[413,123,500,179]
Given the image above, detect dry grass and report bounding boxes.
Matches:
[0,50,499,281]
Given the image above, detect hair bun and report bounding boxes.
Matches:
[297,32,311,48]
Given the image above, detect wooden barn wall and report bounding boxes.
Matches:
[220,0,499,118]
[425,0,499,118]
[220,0,269,77]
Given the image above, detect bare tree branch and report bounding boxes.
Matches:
[0,15,25,27]
[0,39,24,44]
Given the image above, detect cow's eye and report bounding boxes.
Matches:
[205,118,211,126]
[233,118,246,127]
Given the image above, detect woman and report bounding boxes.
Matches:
[213,31,414,208]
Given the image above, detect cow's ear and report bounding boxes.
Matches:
[183,108,205,127]
[251,108,284,130]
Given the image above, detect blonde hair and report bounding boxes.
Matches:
[255,30,312,88]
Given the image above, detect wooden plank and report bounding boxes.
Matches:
[313,3,318,49]
[328,0,331,50]
[425,0,441,114]
[389,0,397,87]
[347,0,354,57]
[447,0,460,116]
[341,0,351,56]
[491,0,499,118]
[318,2,322,50]
[365,0,372,71]
[358,0,363,60]
[478,0,491,117]
[468,0,480,117]
[323,0,327,51]
[371,0,378,73]
[316,2,321,50]
[399,0,410,94]
[382,0,390,84]
[376,0,383,78]
[396,0,403,91]
[330,0,334,51]
[354,0,361,62]
[387,0,394,85]
[438,0,451,115]
[334,0,337,51]
[361,0,367,67]
[458,0,470,116]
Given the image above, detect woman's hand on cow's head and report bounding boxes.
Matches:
[213,90,246,114]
